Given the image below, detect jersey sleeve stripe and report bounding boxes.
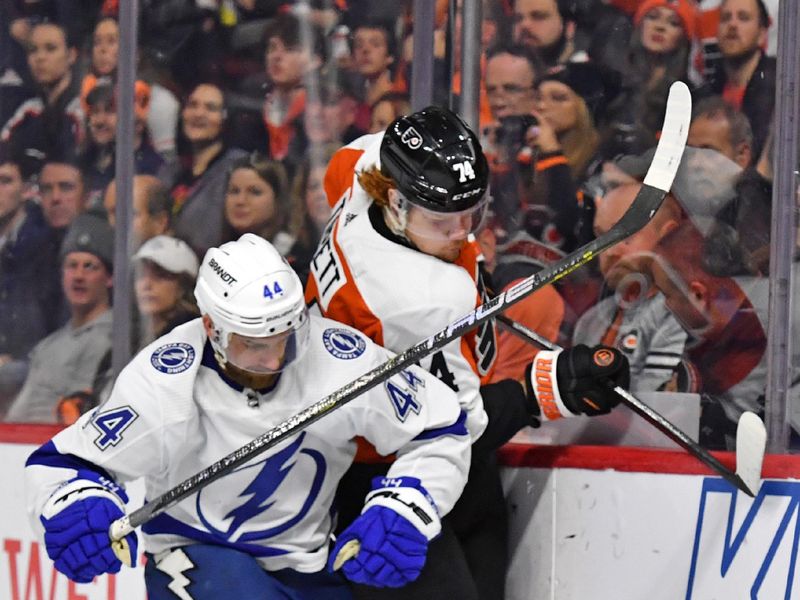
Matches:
[412,410,469,441]
[644,355,683,367]
[26,440,116,482]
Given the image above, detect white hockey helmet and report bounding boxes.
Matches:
[194,233,309,373]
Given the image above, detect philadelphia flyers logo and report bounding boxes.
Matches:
[593,348,615,368]
[400,126,423,149]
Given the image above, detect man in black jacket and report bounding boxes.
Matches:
[0,150,62,415]
[703,0,775,159]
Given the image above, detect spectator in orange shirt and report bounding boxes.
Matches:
[262,14,326,161]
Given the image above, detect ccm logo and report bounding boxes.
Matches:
[451,188,482,201]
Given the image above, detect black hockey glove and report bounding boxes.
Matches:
[524,345,629,425]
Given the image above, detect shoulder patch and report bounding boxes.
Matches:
[322,328,366,360]
[151,342,196,374]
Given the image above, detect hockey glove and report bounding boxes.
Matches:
[329,476,440,588]
[525,344,629,424]
[40,470,138,583]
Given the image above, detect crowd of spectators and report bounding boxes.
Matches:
[0,0,794,450]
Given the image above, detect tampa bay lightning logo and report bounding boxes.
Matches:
[322,328,366,360]
[196,432,326,543]
[151,343,195,374]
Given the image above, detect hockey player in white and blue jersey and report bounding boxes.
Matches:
[24,234,472,599]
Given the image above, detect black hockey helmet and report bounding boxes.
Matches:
[380,105,489,214]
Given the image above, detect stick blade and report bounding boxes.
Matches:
[736,411,767,496]
[643,81,692,193]
[614,81,691,240]
[332,539,361,571]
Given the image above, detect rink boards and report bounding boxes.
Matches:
[1,424,798,600]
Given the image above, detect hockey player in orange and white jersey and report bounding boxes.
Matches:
[306,106,631,598]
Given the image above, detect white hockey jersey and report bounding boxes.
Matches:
[25,316,470,573]
[305,132,493,445]
[572,293,687,393]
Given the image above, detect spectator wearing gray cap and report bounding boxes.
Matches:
[572,182,687,394]
[132,235,199,352]
[5,214,114,423]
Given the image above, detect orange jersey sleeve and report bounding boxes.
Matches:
[490,282,564,383]
[323,147,366,208]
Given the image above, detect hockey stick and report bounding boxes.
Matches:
[495,314,767,496]
[108,81,691,545]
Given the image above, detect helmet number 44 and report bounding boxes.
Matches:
[263,281,284,299]
[453,160,476,183]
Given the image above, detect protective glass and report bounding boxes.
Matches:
[224,316,310,374]
[401,190,490,242]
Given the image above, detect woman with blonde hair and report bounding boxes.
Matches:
[531,61,618,181]
[511,62,618,254]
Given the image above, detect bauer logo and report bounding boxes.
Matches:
[322,328,366,360]
[686,478,800,599]
[151,342,196,374]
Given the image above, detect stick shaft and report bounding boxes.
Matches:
[495,315,753,496]
[114,82,692,537]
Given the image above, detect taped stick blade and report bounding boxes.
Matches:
[736,411,767,496]
[643,80,691,193]
[332,539,361,571]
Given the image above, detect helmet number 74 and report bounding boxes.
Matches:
[453,161,476,183]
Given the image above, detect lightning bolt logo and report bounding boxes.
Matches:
[155,547,194,600]
[196,432,327,542]
[224,433,304,536]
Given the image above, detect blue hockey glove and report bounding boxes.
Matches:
[525,345,629,423]
[329,476,440,588]
[40,471,138,583]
